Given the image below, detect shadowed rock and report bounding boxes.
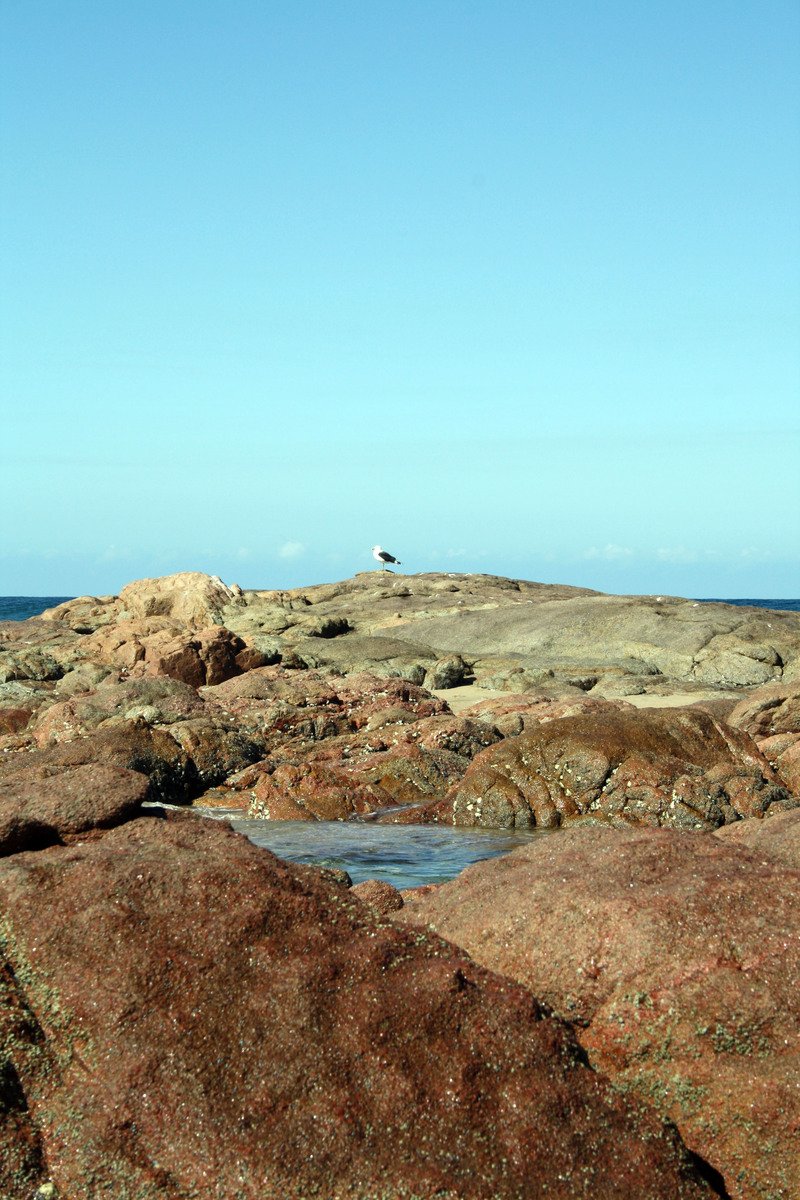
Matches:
[0,817,716,1200]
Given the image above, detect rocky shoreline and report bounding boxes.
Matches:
[1,570,799,1198]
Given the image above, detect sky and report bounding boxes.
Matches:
[1,0,798,599]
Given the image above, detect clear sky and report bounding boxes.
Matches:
[2,1,798,599]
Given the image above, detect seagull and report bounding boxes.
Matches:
[372,545,401,570]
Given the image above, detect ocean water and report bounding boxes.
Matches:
[193,810,546,889]
[697,598,800,612]
[0,597,74,621]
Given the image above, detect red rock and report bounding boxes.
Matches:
[249,760,388,820]
[728,681,800,737]
[414,707,792,830]
[714,807,800,868]
[137,625,248,687]
[398,825,800,1200]
[350,878,405,913]
[1,725,193,805]
[462,693,633,737]
[0,816,715,1200]
[0,762,149,855]
[31,676,205,747]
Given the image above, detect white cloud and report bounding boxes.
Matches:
[583,544,634,561]
[656,546,699,564]
[278,541,306,559]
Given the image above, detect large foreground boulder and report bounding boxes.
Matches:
[398,825,800,1200]
[410,707,792,829]
[0,816,717,1200]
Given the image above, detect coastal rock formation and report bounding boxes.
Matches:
[401,707,790,830]
[727,681,800,737]
[38,571,800,698]
[0,761,149,855]
[714,807,800,868]
[398,824,800,1200]
[0,815,716,1200]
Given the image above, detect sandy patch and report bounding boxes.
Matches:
[434,684,737,715]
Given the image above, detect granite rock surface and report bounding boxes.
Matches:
[398,823,800,1200]
[0,815,717,1200]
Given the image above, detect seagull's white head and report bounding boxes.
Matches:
[371,545,381,553]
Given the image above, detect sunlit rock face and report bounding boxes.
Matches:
[394,706,792,830]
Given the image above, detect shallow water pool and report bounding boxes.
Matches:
[192,808,546,889]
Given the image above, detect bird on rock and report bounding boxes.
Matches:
[372,545,401,570]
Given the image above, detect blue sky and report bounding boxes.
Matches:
[2,0,798,598]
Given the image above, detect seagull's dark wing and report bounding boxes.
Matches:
[379,550,400,564]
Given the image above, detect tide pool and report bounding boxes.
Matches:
[193,808,545,889]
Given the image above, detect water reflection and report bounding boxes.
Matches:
[194,808,546,889]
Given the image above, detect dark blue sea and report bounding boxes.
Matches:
[0,597,75,621]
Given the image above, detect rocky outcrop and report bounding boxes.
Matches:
[31,571,800,700]
[0,815,716,1200]
[398,824,800,1200]
[0,762,149,855]
[405,707,792,830]
[204,673,501,820]
[727,681,800,737]
[714,807,800,868]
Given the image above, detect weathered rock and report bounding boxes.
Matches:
[413,707,792,830]
[462,693,634,737]
[0,618,86,679]
[755,731,800,796]
[0,762,149,855]
[118,571,244,628]
[31,676,206,746]
[248,760,389,820]
[0,682,55,735]
[1,725,194,805]
[135,625,250,687]
[425,654,470,690]
[727,681,800,737]
[713,807,800,868]
[0,816,716,1200]
[398,825,800,1200]
[350,878,405,913]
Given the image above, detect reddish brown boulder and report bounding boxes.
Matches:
[414,707,792,830]
[229,711,500,821]
[1,725,193,805]
[714,807,800,868]
[136,625,251,687]
[31,676,206,747]
[0,816,716,1200]
[462,693,633,737]
[0,682,55,735]
[249,760,389,820]
[0,762,149,855]
[727,681,800,738]
[398,826,800,1199]
[350,877,405,913]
